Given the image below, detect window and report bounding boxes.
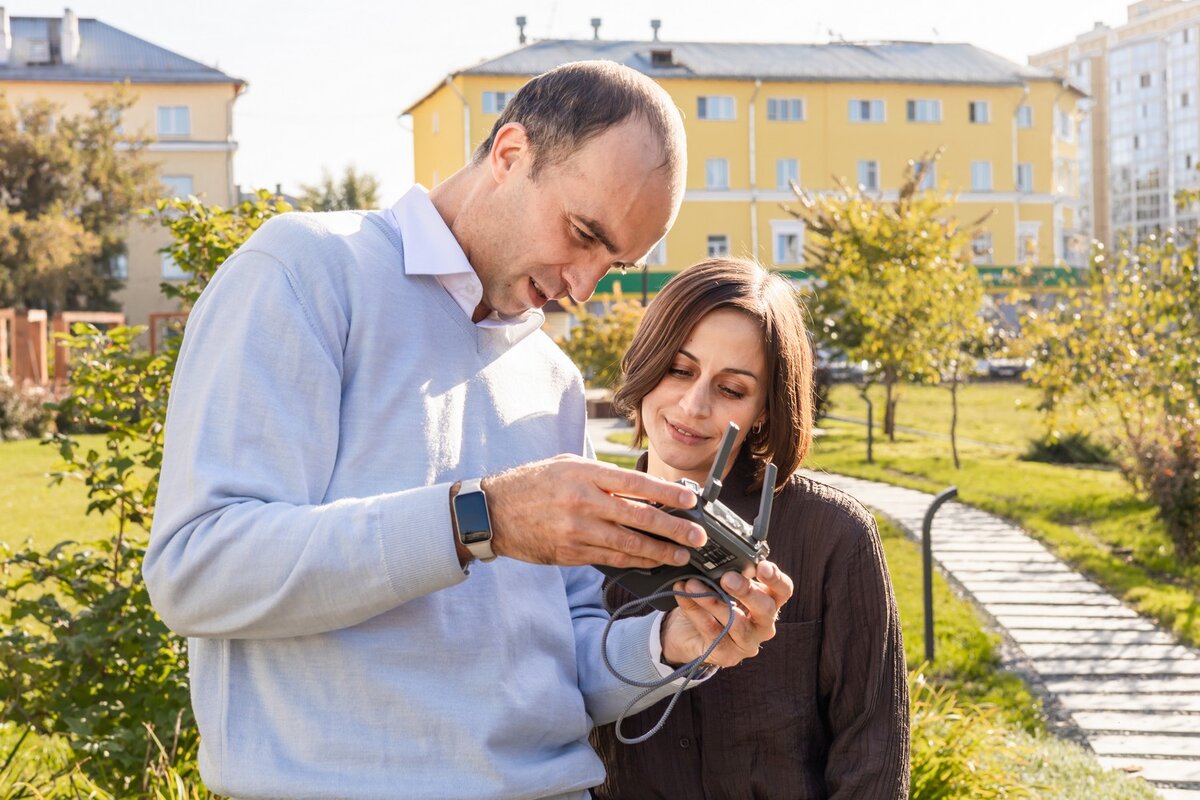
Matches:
[1018,222,1040,260]
[645,237,668,266]
[915,160,936,190]
[1016,104,1033,128]
[156,106,190,136]
[774,232,802,264]
[1057,109,1073,139]
[482,91,516,114]
[970,160,993,191]
[971,232,993,265]
[1140,73,1152,88]
[1016,162,1034,192]
[968,100,990,124]
[1183,92,1191,108]
[1115,78,1123,94]
[707,235,729,258]
[857,160,879,191]
[697,96,735,120]
[776,158,799,191]
[1134,134,1142,150]
[160,175,194,199]
[848,99,885,123]
[109,252,128,280]
[906,99,942,123]
[705,158,730,189]
[432,112,440,134]
[767,98,804,121]
[162,252,188,280]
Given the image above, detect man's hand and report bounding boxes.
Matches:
[481,454,706,568]
[660,560,794,668]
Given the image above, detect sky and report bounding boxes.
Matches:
[6,0,1137,204]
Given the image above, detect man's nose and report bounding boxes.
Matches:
[563,255,615,303]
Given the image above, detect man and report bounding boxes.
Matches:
[145,61,791,799]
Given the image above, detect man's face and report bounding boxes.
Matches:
[469,118,682,318]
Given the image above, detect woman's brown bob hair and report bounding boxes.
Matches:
[613,257,814,492]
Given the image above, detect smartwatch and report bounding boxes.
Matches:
[450,478,496,563]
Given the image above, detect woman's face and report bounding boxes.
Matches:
[641,307,769,485]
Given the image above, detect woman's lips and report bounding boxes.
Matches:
[666,419,709,445]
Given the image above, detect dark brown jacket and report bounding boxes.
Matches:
[590,453,909,799]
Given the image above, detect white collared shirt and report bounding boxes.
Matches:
[383,184,544,336]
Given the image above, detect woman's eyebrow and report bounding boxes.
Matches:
[677,348,760,381]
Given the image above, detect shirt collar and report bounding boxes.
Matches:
[385,184,544,333]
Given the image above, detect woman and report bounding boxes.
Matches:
[591,258,909,799]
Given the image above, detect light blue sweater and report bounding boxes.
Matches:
[144,211,676,799]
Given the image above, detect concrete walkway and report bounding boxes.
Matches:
[586,419,1200,799]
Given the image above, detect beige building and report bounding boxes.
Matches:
[0,8,244,328]
[1032,0,1200,247]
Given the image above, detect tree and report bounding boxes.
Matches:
[1025,220,1200,561]
[0,86,159,312]
[556,289,646,389]
[784,149,989,451]
[299,165,381,211]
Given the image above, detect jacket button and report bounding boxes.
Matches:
[679,738,690,749]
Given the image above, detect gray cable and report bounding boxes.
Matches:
[600,574,736,744]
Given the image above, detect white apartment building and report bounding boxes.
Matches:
[1032,0,1200,247]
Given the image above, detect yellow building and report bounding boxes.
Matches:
[403,37,1086,301]
[0,9,244,329]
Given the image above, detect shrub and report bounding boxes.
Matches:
[1023,430,1112,466]
[556,293,646,389]
[0,375,54,441]
[909,671,1033,800]
[1026,227,1200,562]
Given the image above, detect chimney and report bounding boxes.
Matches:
[0,8,10,66]
[650,19,661,42]
[590,17,601,40]
[61,8,80,64]
[516,15,526,45]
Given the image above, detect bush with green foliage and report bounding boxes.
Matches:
[1023,430,1113,466]
[556,292,646,389]
[0,190,291,794]
[909,670,1032,800]
[1026,224,1200,561]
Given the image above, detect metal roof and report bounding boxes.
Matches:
[462,38,1065,86]
[1,16,243,86]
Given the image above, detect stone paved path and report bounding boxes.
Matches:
[587,420,1200,797]
[803,470,1200,800]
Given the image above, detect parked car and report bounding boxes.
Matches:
[985,357,1033,379]
[817,348,868,383]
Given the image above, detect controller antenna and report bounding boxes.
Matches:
[752,463,777,543]
[702,423,739,503]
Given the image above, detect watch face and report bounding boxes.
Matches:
[455,490,492,544]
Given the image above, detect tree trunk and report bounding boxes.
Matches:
[884,377,898,441]
[860,385,874,464]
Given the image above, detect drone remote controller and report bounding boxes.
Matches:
[597,422,777,612]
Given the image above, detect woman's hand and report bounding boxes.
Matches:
[660,560,794,668]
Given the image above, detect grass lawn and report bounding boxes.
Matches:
[0,434,113,553]
[811,382,1200,648]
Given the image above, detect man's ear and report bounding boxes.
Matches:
[488,122,530,185]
